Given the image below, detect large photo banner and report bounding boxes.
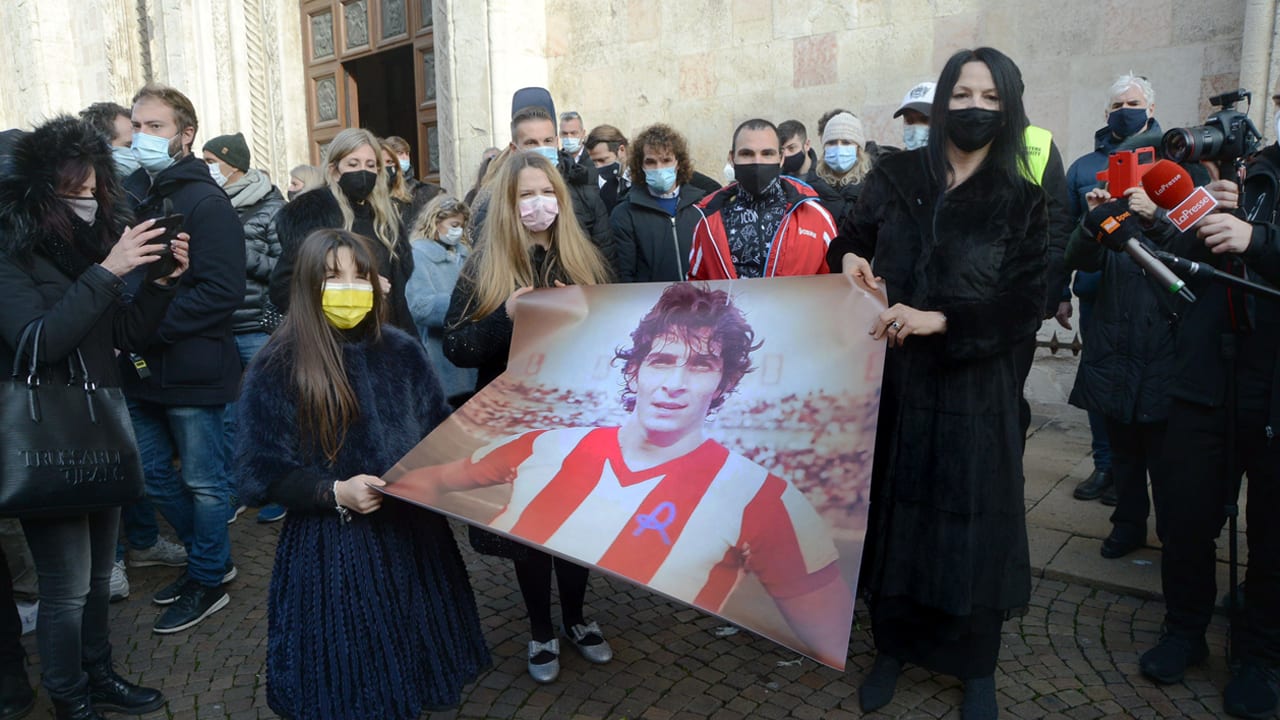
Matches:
[383,274,885,669]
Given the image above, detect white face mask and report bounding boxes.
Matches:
[562,137,582,154]
[1275,114,1280,146]
[722,162,736,182]
[903,124,930,151]
[207,162,227,187]
[440,225,464,246]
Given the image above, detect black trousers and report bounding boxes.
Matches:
[1155,400,1280,666]
[1103,417,1167,544]
[0,546,26,677]
[1015,337,1036,446]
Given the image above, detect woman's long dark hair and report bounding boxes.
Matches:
[926,47,1031,191]
[274,228,386,464]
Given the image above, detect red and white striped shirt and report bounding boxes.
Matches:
[467,427,841,612]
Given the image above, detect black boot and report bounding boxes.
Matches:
[0,668,34,720]
[51,693,104,720]
[84,660,165,715]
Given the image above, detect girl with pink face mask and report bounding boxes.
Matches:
[442,151,613,684]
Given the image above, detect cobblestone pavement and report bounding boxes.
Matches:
[17,515,1241,720]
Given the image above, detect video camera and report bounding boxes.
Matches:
[1162,89,1263,165]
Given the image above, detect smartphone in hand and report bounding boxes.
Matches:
[144,213,184,282]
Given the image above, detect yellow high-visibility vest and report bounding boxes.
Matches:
[1022,125,1053,185]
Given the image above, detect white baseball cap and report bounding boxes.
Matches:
[894,82,936,118]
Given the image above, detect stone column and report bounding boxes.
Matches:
[433,0,548,195]
[0,0,145,128]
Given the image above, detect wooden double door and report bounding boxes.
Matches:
[300,0,440,183]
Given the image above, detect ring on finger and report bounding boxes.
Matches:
[890,321,902,330]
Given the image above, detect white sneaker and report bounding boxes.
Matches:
[109,560,129,602]
[128,537,188,568]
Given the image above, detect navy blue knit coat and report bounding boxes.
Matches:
[235,324,490,719]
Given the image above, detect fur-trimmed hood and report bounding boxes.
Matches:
[0,116,126,257]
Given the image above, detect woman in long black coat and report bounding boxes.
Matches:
[0,117,187,719]
[828,47,1048,720]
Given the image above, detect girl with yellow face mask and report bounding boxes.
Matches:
[233,228,490,720]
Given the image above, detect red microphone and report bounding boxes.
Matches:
[1140,159,1218,231]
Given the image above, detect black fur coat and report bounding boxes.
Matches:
[235,325,450,513]
[828,148,1048,617]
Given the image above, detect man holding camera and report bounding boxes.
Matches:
[1140,87,1280,719]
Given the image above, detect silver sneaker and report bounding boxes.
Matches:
[527,639,560,684]
[565,621,613,664]
[128,537,188,568]
[109,561,129,602]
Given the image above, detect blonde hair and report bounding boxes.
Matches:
[289,165,326,194]
[411,194,471,244]
[381,139,414,204]
[815,144,872,188]
[324,128,401,259]
[460,152,611,321]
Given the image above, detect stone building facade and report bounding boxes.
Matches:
[1,0,1277,204]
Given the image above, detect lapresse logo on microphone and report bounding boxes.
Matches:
[1168,187,1218,232]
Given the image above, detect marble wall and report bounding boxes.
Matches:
[537,0,1275,181]
[0,0,308,188]
[2,1,1275,207]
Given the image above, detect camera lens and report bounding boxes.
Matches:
[1162,125,1223,163]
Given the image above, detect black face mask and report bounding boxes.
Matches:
[946,108,1003,152]
[287,189,300,201]
[599,162,618,180]
[781,150,806,175]
[338,170,378,203]
[385,165,398,183]
[734,163,781,197]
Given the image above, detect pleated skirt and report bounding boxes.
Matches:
[265,503,491,720]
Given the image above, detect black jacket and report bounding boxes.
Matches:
[228,176,285,333]
[610,184,707,282]
[0,117,176,391]
[1039,141,1076,317]
[1165,143,1280,427]
[1065,222,1179,424]
[829,148,1047,616]
[442,245,568,392]
[121,154,247,406]
[470,150,616,276]
[269,188,416,333]
[802,171,861,231]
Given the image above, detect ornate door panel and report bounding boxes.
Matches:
[300,0,438,184]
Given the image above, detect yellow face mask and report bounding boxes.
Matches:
[321,281,374,329]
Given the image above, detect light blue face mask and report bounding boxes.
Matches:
[398,158,411,173]
[111,146,141,177]
[131,131,176,174]
[561,137,582,154]
[903,124,929,151]
[824,145,858,173]
[645,166,677,194]
[533,146,560,164]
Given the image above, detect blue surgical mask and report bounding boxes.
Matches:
[824,145,858,173]
[533,146,560,164]
[112,146,141,177]
[903,124,929,151]
[562,137,581,154]
[131,131,176,174]
[644,167,677,194]
[398,158,411,173]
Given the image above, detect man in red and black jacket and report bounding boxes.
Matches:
[688,119,836,280]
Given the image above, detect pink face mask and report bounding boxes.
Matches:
[519,195,559,232]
